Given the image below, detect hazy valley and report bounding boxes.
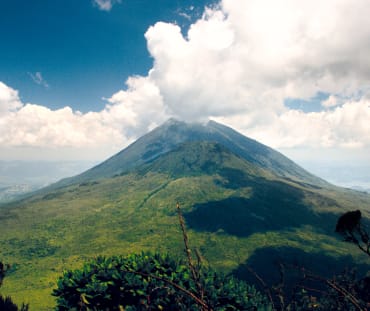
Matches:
[0,161,96,203]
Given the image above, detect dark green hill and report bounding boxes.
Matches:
[0,121,369,310]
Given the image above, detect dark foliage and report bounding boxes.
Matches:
[336,210,362,233]
[335,210,370,257]
[234,247,369,288]
[0,295,29,311]
[237,262,370,310]
[53,252,270,311]
[0,261,7,287]
[0,261,29,311]
[287,268,370,311]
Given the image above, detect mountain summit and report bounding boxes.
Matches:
[56,119,325,188]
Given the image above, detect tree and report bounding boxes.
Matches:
[335,210,370,257]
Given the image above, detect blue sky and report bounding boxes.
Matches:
[0,0,369,177]
[0,0,214,112]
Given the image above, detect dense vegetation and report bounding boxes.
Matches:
[50,210,369,311]
[0,209,368,310]
[1,160,369,309]
[53,252,269,310]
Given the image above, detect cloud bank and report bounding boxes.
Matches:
[0,78,165,160]
[1,0,370,161]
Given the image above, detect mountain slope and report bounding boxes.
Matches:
[1,121,369,310]
[53,119,326,189]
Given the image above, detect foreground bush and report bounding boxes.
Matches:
[53,252,269,310]
[0,295,29,311]
[0,261,29,311]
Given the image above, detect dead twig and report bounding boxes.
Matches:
[176,202,208,311]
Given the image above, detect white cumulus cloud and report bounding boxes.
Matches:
[1,0,370,162]
[143,0,370,122]
[219,99,370,149]
[0,78,166,160]
[140,0,370,150]
[0,82,22,114]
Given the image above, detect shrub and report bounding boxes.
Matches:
[53,252,269,310]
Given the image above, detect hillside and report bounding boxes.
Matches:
[0,120,369,310]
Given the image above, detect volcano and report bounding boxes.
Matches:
[1,119,369,309]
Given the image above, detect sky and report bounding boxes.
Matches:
[1,0,370,183]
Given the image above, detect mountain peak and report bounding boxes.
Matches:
[53,119,326,188]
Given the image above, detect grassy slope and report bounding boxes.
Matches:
[1,143,369,310]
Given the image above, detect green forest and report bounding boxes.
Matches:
[1,206,369,310]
